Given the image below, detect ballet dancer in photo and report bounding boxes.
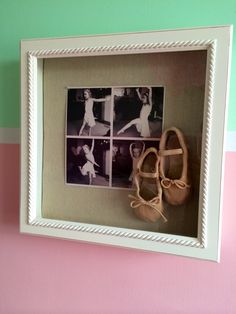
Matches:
[129,142,145,184]
[79,89,108,136]
[79,139,99,185]
[117,87,153,137]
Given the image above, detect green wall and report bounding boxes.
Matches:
[0,0,235,129]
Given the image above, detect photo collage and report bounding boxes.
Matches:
[66,86,164,189]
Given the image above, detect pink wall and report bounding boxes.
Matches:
[0,144,236,314]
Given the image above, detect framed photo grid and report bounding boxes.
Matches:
[20,26,232,261]
[66,86,164,190]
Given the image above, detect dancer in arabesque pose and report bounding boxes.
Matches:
[117,87,152,137]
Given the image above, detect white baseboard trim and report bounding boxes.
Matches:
[0,128,236,151]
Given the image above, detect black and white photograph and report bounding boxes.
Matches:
[66,138,110,187]
[66,86,164,190]
[113,87,164,138]
[112,140,160,189]
[67,88,112,137]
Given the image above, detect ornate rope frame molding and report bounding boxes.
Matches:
[26,38,217,249]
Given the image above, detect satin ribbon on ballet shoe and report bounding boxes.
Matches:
[129,194,168,223]
[161,178,190,190]
[129,147,166,223]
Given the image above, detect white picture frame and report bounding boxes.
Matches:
[20,25,232,261]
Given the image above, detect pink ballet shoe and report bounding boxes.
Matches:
[129,147,167,223]
[159,127,191,206]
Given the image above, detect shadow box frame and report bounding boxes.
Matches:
[20,25,232,262]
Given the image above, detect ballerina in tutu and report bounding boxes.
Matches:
[79,89,108,136]
[79,139,99,185]
[117,87,152,137]
[129,142,145,185]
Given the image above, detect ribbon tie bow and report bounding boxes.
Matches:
[129,195,167,222]
[161,178,190,190]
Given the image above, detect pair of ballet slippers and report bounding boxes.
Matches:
[129,127,191,223]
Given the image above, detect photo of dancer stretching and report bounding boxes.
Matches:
[117,87,152,137]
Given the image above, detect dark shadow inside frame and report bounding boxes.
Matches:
[42,50,207,238]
